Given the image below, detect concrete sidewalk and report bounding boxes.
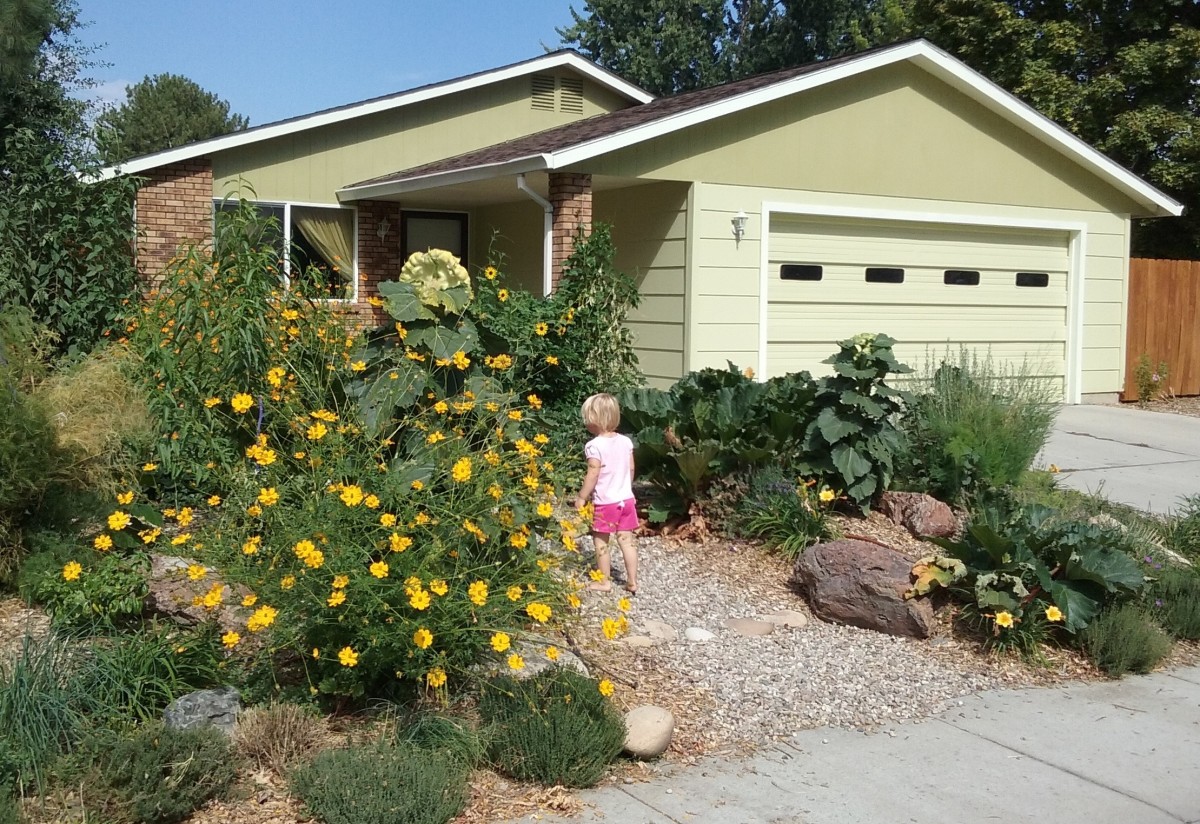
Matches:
[516,667,1200,824]
[1040,404,1200,515]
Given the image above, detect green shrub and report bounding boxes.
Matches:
[26,548,149,630]
[90,721,236,824]
[1149,565,1200,640]
[0,794,20,824]
[481,667,625,787]
[1081,603,1173,676]
[393,711,486,768]
[897,349,1058,503]
[291,742,468,824]
[730,464,839,558]
[1132,353,1169,403]
[1167,494,1200,561]
[0,362,59,568]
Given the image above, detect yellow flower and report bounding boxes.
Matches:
[617,597,631,612]
[545,355,559,365]
[247,605,278,632]
[487,353,512,370]
[508,410,523,421]
[426,431,446,444]
[506,585,523,602]
[589,569,606,582]
[497,288,509,302]
[602,617,620,640]
[1045,605,1065,622]
[468,580,488,606]
[534,322,548,336]
[507,654,525,671]
[426,667,447,688]
[510,533,528,549]
[567,593,581,610]
[598,679,615,697]
[409,589,431,610]
[327,590,346,607]
[221,631,240,649]
[364,494,381,509]
[176,507,193,527]
[306,422,328,441]
[819,488,836,503]
[488,483,503,500]
[207,495,221,506]
[995,611,1015,629]
[350,360,367,372]
[93,534,113,551]
[62,561,82,581]
[545,646,559,661]
[142,462,158,472]
[246,504,263,517]
[258,487,280,506]
[280,575,295,591]
[370,560,389,579]
[242,536,261,555]
[413,628,433,649]
[534,433,550,445]
[537,502,554,518]
[241,594,257,607]
[412,479,425,491]
[203,397,222,408]
[312,647,320,659]
[266,366,287,387]
[339,485,364,507]
[202,584,223,609]
[389,533,412,553]
[108,511,131,531]
[484,265,498,280]
[230,393,254,413]
[332,574,349,589]
[311,409,338,422]
[428,579,447,596]
[451,350,470,370]
[302,549,325,569]
[526,602,552,623]
[170,533,190,546]
[338,646,359,667]
[187,564,207,581]
[379,513,397,527]
[527,394,543,410]
[451,457,472,483]
[116,490,134,505]
[490,632,511,652]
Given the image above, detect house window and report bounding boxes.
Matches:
[944,269,980,286]
[780,264,823,281]
[865,267,904,283]
[401,211,468,267]
[1016,272,1050,288]
[213,199,356,300]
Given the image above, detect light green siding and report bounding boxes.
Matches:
[688,182,1131,397]
[593,182,690,388]
[471,200,545,295]
[577,63,1144,217]
[213,72,633,203]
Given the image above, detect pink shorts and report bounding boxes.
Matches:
[592,498,638,534]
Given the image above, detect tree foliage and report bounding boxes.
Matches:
[95,73,249,165]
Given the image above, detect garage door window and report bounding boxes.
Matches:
[865,267,904,284]
[944,269,981,286]
[1016,272,1050,287]
[780,264,823,281]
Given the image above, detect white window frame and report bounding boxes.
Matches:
[211,198,360,303]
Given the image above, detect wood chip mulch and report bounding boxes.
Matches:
[1154,396,1200,418]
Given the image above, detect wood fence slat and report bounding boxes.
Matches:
[1124,258,1200,400]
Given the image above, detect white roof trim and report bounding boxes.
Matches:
[338,156,551,202]
[94,52,653,181]
[354,40,1181,218]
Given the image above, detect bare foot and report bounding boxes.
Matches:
[586,581,613,592]
[624,585,638,596]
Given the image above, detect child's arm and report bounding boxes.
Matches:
[573,459,602,510]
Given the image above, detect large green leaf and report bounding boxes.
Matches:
[359,362,425,438]
[436,286,472,314]
[672,441,720,494]
[408,325,474,359]
[1063,547,1145,594]
[1043,579,1103,633]
[378,282,436,322]
[830,442,871,483]
[839,389,884,417]
[816,406,859,444]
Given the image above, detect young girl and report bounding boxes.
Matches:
[572,393,639,594]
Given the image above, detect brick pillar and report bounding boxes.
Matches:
[549,172,592,290]
[355,200,402,326]
[135,159,213,289]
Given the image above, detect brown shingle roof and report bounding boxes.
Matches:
[344,46,893,191]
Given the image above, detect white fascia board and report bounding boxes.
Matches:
[549,40,1182,219]
[94,53,652,182]
[336,156,552,201]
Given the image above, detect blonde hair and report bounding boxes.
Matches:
[581,393,621,432]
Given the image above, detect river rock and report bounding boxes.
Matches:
[723,617,775,636]
[792,539,936,639]
[684,627,715,642]
[622,635,657,648]
[763,609,809,629]
[163,687,241,735]
[642,619,679,642]
[879,491,957,538]
[623,705,675,759]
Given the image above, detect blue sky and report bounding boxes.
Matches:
[75,1,585,124]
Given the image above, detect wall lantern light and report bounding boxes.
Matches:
[376,216,391,240]
[731,210,748,241]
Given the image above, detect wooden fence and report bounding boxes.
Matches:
[1124,257,1200,400]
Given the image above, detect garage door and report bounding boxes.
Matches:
[766,214,1071,394]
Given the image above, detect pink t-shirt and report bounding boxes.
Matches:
[585,433,634,505]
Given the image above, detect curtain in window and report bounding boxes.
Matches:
[292,206,353,283]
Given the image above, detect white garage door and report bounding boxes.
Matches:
[766,214,1071,394]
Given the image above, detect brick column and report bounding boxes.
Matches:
[354,200,403,326]
[135,159,213,289]
[549,172,592,290]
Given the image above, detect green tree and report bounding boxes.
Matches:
[95,73,248,165]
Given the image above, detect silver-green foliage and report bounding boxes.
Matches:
[1081,603,1173,677]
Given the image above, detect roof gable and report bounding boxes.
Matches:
[96,51,652,180]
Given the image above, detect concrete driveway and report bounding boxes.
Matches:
[1040,404,1200,514]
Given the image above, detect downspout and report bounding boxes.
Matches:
[516,174,554,296]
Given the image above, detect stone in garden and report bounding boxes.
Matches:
[684,627,715,642]
[145,554,246,633]
[791,539,936,639]
[623,705,675,759]
[722,617,775,636]
[763,609,809,629]
[622,635,657,648]
[475,640,589,680]
[641,619,679,642]
[164,686,241,735]
[879,491,957,538]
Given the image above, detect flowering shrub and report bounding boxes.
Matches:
[728,464,840,558]
[1133,353,1170,404]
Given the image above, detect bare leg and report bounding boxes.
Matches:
[616,530,638,592]
[588,532,613,591]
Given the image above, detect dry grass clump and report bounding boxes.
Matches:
[234,702,329,776]
[32,347,153,495]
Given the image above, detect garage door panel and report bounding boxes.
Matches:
[768,341,1066,377]
[767,314,1067,345]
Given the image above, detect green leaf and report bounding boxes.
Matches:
[839,389,884,417]
[359,362,425,438]
[408,325,473,360]
[378,282,436,322]
[830,442,871,483]
[816,406,859,444]
[1063,547,1145,594]
[436,286,472,314]
[1044,580,1103,633]
[129,504,164,527]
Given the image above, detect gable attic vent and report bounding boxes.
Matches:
[531,75,556,111]
[559,77,584,113]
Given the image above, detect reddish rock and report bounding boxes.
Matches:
[879,491,957,538]
[791,539,935,639]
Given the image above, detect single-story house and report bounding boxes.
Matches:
[103,39,1182,401]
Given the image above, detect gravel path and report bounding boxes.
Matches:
[574,531,1056,749]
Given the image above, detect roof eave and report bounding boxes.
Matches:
[336,156,552,201]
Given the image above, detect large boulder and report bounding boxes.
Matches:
[792,539,935,639]
[879,491,957,539]
[623,705,674,759]
[145,554,245,633]
[164,687,241,735]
